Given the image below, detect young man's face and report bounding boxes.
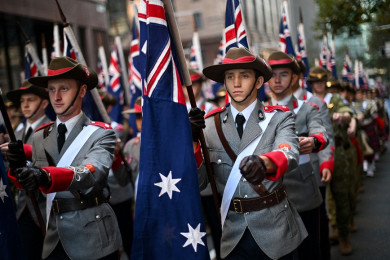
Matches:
[47,78,87,120]
[311,80,327,96]
[20,93,47,121]
[224,69,262,109]
[268,67,296,99]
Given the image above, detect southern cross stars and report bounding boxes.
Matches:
[180,223,206,252]
[0,177,8,203]
[154,171,181,199]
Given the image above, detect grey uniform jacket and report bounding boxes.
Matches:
[15,115,52,226]
[296,89,335,188]
[198,100,307,259]
[31,113,122,259]
[281,96,326,212]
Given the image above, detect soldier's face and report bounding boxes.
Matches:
[268,68,296,98]
[48,79,87,120]
[20,93,48,121]
[311,81,327,95]
[224,69,262,109]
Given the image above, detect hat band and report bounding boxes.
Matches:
[190,74,201,82]
[48,67,74,76]
[222,56,256,64]
[268,59,293,66]
[134,104,142,113]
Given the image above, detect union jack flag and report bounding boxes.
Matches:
[319,35,328,70]
[24,51,38,79]
[342,54,354,83]
[297,21,310,90]
[108,44,124,123]
[224,0,249,53]
[189,31,203,72]
[63,32,77,61]
[132,0,209,259]
[279,0,296,56]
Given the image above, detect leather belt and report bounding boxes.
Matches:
[52,191,107,214]
[229,185,287,214]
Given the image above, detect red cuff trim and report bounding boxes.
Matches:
[194,142,203,169]
[320,160,334,175]
[7,169,23,189]
[23,144,32,160]
[39,167,74,193]
[111,154,122,170]
[262,151,288,181]
[310,133,327,152]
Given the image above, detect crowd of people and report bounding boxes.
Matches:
[0,46,388,260]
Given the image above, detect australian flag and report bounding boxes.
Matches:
[131,0,209,259]
[224,0,249,53]
[0,154,26,260]
[108,44,125,123]
[63,32,77,61]
[24,51,38,79]
[319,35,328,70]
[297,21,310,91]
[342,54,354,84]
[279,1,296,56]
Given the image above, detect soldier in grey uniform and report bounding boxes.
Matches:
[7,57,122,260]
[3,80,51,259]
[267,51,328,260]
[293,60,334,260]
[190,47,307,260]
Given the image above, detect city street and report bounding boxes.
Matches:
[331,145,390,259]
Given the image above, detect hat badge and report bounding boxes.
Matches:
[258,110,265,121]
[84,66,90,78]
[223,112,228,123]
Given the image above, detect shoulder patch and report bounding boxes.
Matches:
[263,105,290,113]
[34,122,55,133]
[205,107,226,119]
[308,101,320,111]
[90,121,112,129]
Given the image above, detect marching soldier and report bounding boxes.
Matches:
[267,51,328,260]
[1,80,51,259]
[190,47,307,260]
[7,56,122,259]
[308,66,354,255]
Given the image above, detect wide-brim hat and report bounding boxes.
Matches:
[189,68,204,83]
[7,80,49,105]
[203,47,272,83]
[122,96,142,114]
[29,56,98,90]
[308,66,328,82]
[267,51,300,74]
[298,60,306,75]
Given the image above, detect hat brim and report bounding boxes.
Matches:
[203,58,272,83]
[29,64,98,90]
[6,86,49,105]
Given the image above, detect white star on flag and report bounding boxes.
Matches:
[154,171,181,199]
[0,177,9,203]
[180,223,206,252]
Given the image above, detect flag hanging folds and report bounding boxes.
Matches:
[97,55,107,91]
[212,36,225,98]
[359,61,367,88]
[319,35,328,70]
[342,54,354,84]
[24,51,38,79]
[279,1,296,56]
[132,0,209,259]
[63,32,77,61]
[51,23,61,60]
[224,0,249,53]
[327,38,337,79]
[0,154,26,260]
[297,21,310,91]
[108,44,125,123]
[189,31,203,72]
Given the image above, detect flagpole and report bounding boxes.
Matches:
[97,33,110,88]
[163,0,221,222]
[55,0,111,124]
[41,33,48,75]
[0,89,46,236]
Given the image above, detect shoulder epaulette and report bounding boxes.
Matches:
[90,121,112,129]
[34,122,55,133]
[205,107,226,119]
[263,105,290,113]
[307,101,320,111]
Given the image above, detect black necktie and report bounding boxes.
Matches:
[235,114,246,139]
[57,123,67,153]
[23,127,33,143]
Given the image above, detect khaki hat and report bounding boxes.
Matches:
[29,56,98,90]
[308,66,328,82]
[267,51,300,74]
[7,80,49,105]
[203,47,272,83]
[189,68,204,83]
[122,96,142,114]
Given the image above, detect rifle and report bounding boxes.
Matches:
[0,89,46,236]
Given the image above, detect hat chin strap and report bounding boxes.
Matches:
[226,81,258,104]
[57,87,81,116]
[25,99,43,120]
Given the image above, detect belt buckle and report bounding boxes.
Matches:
[52,199,60,214]
[233,198,244,214]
